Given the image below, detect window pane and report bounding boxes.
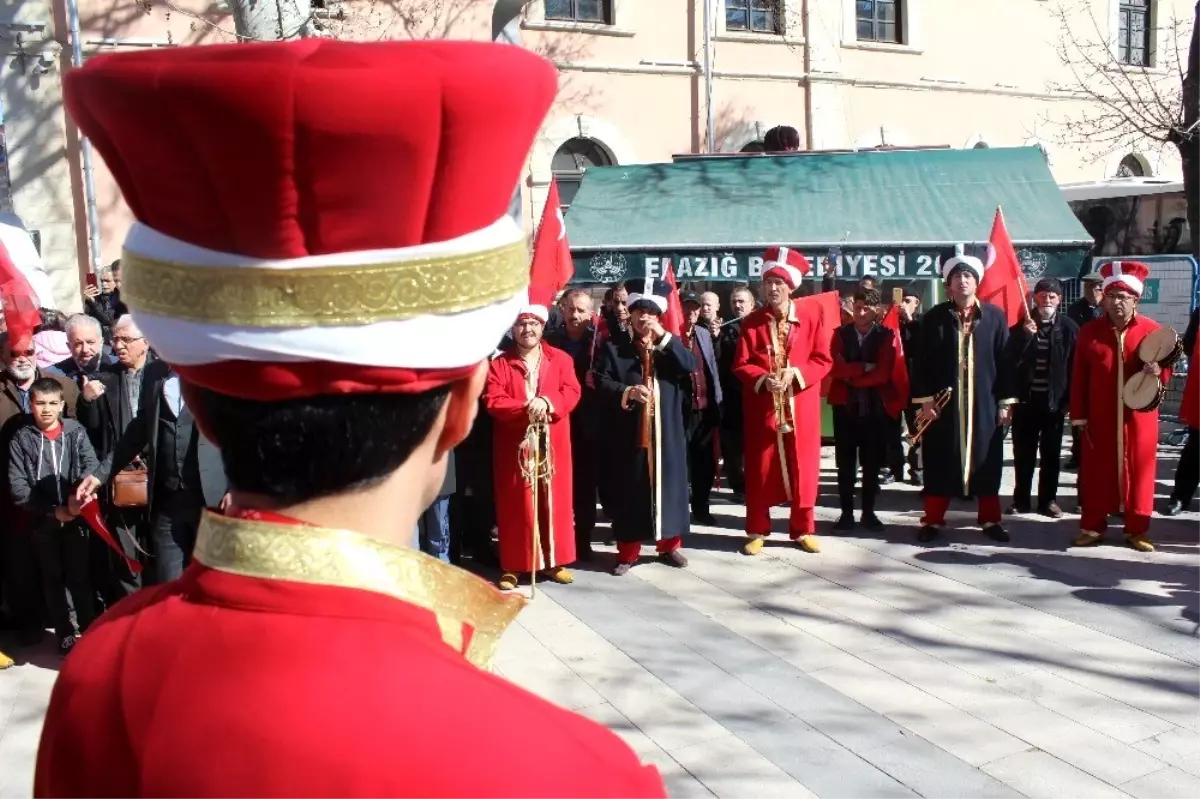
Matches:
[557,179,581,207]
[878,22,897,42]
[751,0,775,10]
[545,0,572,20]
[1130,46,1147,66]
[857,0,875,16]
[857,18,875,40]
[727,6,749,30]
[577,0,605,22]
[878,1,895,23]
[750,8,776,32]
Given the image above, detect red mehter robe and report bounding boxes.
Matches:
[733,301,833,536]
[1070,314,1172,532]
[485,343,581,572]
[34,511,666,798]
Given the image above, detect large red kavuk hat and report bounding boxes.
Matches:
[63,40,558,400]
[1100,260,1151,297]
[762,246,811,291]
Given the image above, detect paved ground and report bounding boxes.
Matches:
[2,437,1197,798]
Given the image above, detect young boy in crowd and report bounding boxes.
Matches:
[7,377,100,652]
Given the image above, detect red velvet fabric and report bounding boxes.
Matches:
[35,564,667,798]
[64,40,558,257]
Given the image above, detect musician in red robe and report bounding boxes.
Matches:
[734,247,833,555]
[36,40,666,798]
[485,296,581,590]
[1071,261,1173,552]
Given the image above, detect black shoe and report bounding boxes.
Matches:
[730,490,746,504]
[612,562,632,576]
[1163,499,1184,517]
[658,550,689,568]
[917,525,940,543]
[1007,503,1030,515]
[879,471,896,486]
[693,511,717,526]
[1038,502,1064,519]
[861,512,885,532]
[833,513,856,531]
[983,525,1011,543]
[909,470,923,487]
[59,635,77,655]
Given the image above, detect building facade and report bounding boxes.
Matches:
[0,0,1191,306]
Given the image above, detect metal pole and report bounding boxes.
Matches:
[701,0,715,152]
[66,0,103,272]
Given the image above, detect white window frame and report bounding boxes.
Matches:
[523,0,635,36]
[715,0,803,44]
[1108,0,1162,69]
[841,0,923,54]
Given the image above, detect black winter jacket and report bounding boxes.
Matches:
[8,419,100,522]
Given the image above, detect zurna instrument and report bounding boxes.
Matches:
[771,314,795,433]
[638,342,654,450]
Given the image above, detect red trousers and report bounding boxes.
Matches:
[921,495,1002,527]
[1080,508,1151,537]
[744,506,816,538]
[616,536,682,564]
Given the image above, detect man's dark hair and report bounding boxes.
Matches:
[763,125,800,153]
[731,285,756,301]
[110,259,121,273]
[854,287,882,306]
[198,386,451,506]
[29,377,64,400]
[36,308,67,333]
[562,288,592,306]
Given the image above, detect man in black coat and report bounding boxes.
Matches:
[88,359,228,584]
[545,288,604,560]
[679,293,723,525]
[716,286,756,500]
[1005,278,1078,518]
[1064,270,1104,470]
[1164,307,1199,516]
[912,252,1015,544]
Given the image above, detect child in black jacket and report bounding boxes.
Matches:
[8,377,100,652]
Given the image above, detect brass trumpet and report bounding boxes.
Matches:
[771,315,795,434]
[906,388,952,446]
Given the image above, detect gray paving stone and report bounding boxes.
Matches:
[860,736,1026,798]
[1132,727,1200,779]
[736,719,919,798]
[981,750,1131,799]
[669,733,818,798]
[578,702,716,798]
[1121,766,1200,799]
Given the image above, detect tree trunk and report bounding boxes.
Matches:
[1177,1,1199,261]
[226,0,322,41]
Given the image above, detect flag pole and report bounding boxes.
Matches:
[997,204,1033,322]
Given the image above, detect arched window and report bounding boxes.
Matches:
[552,137,614,211]
[1116,154,1147,177]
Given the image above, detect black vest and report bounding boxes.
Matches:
[839,324,887,418]
[156,394,201,493]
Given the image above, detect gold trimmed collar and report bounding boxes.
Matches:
[193,511,525,669]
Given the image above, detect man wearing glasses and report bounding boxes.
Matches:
[76,314,155,602]
[0,330,78,646]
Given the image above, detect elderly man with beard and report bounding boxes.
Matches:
[1,330,78,647]
[76,314,155,603]
[485,301,581,591]
[1006,279,1078,518]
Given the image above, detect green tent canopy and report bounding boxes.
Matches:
[566,146,1092,284]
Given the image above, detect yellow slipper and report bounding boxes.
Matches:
[544,567,574,584]
[797,535,821,554]
[0,650,13,670]
[743,537,765,556]
[1127,535,1156,553]
[1072,530,1103,547]
[498,572,519,591]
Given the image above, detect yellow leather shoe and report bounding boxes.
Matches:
[797,535,821,554]
[1127,535,1156,553]
[544,567,574,584]
[742,537,765,556]
[1072,531,1103,547]
[498,572,519,591]
[0,649,13,670]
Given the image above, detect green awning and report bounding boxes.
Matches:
[567,146,1092,283]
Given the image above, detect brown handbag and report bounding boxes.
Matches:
[111,467,149,508]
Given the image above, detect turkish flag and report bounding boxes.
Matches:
[880,304,910,419]
[0,240,42,346]
[797,290,842,397]
[978,207,1031,328]
[530,179,575,295]
[661,262,684,337]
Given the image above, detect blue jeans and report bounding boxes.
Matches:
[418,497,451,563]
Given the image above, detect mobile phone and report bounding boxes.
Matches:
[85,274,98,290]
